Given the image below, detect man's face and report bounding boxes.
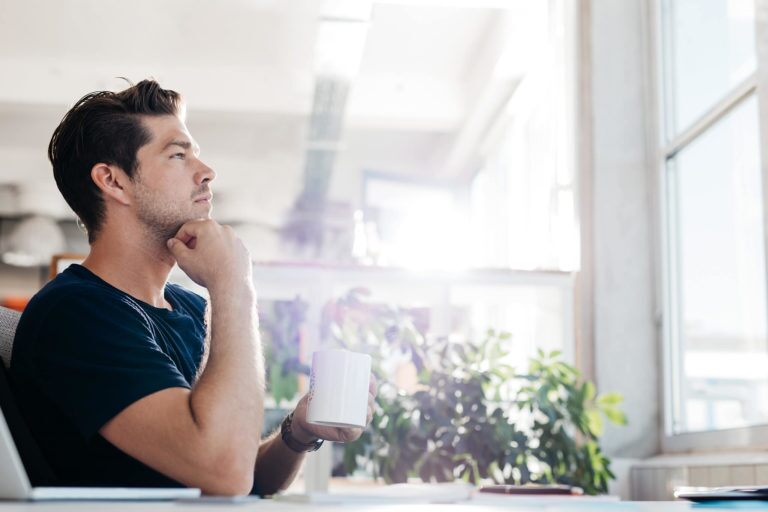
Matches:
[131,115,215,242]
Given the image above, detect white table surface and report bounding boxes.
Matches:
[0,499,745,511]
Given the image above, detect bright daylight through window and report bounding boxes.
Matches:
[660,0,768,435]
[356,2,578,274]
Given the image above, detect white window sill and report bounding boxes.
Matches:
[633,451,768,468]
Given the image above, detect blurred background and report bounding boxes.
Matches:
[1,0,768,501]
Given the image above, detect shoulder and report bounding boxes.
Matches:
[20,265,143,325]
[13,267,155,359]
[21,267,111,322]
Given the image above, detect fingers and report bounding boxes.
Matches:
[166,237,192,258]
[369,374,378,397]
[342,427,363,443]
[171,220,206,243]
[168,221,209,251]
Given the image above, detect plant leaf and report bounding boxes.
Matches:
[582,381,596,402]
[597,392,623,407]
[585,409,604,437]
[602,407,628,425]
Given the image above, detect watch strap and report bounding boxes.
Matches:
[280,412,324,453]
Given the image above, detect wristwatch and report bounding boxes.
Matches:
[280,412,324,453]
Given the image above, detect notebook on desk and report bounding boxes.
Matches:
[675,486,768,502]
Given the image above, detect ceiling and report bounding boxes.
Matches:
[0,0,546,228]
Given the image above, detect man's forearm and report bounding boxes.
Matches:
[252,432,306,496]
[188,283,265,480]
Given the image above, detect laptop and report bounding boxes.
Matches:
[0,404,201,501]
[0,359,200,501]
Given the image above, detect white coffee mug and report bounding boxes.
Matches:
[306,349,371,428]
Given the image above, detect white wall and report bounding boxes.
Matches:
[588,0,659,459]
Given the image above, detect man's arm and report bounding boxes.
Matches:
[251,431,306,496]
[252,377,377,496]
[100,220,264,496]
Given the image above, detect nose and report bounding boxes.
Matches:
[196,158,216,185]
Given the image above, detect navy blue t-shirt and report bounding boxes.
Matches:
[9,264,206,487]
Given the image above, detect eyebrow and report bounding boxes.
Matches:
[162,140,200,154]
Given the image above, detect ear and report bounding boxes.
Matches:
[91,163,132,206]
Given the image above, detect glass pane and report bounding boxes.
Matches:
[668,94,767,433]
[664,0,755,136]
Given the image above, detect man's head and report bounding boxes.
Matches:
[49,79,214,243]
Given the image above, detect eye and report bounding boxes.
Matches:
[171,152,186,160]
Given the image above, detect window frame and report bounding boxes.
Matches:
[654,0,768,453]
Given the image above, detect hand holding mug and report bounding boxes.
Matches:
[291,374,377,444]
[290,349,376,444]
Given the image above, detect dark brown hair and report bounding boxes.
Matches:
[48,79,183,243]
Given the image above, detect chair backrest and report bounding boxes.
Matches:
[0,306,20,369]
[0,306,57,485]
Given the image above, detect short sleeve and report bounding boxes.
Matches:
[30,292,191,440]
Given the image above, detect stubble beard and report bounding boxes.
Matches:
[134,184,196,246]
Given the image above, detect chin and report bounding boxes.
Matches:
[197,206,213,220]
[194,202,212,215]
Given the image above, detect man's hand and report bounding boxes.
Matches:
[167,219,252,293]
[290,375,378,444]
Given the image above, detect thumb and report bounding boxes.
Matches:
[166,238,190,259]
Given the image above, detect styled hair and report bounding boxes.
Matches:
[48,79,183,243]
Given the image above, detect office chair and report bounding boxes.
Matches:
[0,305,18,369]
[0,306,57,485]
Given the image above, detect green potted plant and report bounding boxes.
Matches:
[323,288,627,495]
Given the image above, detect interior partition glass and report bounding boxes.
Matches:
[666,93,768,433]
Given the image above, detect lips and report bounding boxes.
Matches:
[193,194,212,203]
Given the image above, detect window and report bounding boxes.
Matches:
[658,0,768,448]
[361,173,470,270]
[469,0,578,272]
[662,0,756,135]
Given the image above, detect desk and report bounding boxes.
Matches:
[0,501,750,511]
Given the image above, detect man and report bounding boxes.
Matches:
[10,80,375,496]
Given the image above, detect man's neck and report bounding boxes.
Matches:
[82,229,176,310]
